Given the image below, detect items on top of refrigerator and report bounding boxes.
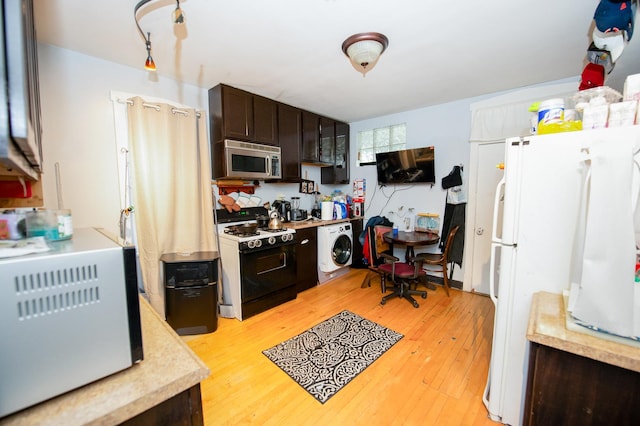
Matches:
[579,62,605,91]
[624,73,640,100]
[572,85,623,110]
[593,0,636,42]
[535,99,582,135]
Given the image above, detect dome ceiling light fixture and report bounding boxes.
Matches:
[341,32,389,76]
[134,0,186,72]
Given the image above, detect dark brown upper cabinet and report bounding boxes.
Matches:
[209,84,278,146]
[302,112,337,167]
[301,111,321,163]
[321,120,350,184]
[276,103,302,182]
[319,117,335,165]
[253,95,278,145]
[209,83,350,185]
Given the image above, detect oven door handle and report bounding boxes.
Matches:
[238,240,296,254]
[258,252,288,275]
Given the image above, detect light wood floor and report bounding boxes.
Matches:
[186,268,498,425]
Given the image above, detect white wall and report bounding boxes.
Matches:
[350,100,473,223]
[348,77,579,282]
[38,44,207,237]
[38,42,578,285]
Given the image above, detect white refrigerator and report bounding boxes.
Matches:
[482,126,640,425]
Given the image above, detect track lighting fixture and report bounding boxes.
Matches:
[134,0,186,71]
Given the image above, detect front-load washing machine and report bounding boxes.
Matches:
[317,223,353,273]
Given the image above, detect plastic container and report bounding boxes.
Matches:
[415,213,440,233]
[26,209,59,240]
[55,209,73,240]
[538,98,564,128]
[25,209,73,241]
[572,86,623,111]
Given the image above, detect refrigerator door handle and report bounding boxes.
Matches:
[489,242,499,307]
[491,177,506,244]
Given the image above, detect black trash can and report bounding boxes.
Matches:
[162,251,219,336]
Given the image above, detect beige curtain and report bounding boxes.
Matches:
[127,97,215,318]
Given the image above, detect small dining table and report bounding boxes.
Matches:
[384,230,440,290]
[383,230,440,263]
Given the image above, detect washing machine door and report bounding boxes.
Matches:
[332,234,352,266]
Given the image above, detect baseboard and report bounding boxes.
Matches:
[425,274,463,290]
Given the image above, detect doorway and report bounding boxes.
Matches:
[463,140,504,294]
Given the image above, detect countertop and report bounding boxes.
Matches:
[0,296,210,425]
[284,216,361,230]
[527,291,640,373]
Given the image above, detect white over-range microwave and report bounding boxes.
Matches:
[222,139,282,180]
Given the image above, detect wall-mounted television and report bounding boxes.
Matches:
[375,146,435,185]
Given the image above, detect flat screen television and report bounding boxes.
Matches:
[375,147,435,185]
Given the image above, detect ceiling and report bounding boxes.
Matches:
[33,0,640,123]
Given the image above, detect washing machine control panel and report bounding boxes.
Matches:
[339,224,351,232]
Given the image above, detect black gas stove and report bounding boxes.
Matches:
[215,207,298,321]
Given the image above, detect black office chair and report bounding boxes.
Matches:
[379,251,427,308]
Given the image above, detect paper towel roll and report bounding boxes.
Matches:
[321,201,334,220]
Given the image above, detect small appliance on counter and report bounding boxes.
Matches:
[0,228,143,417]
[311,207,322,219]
[290,196,307,221]
[291,209,307,221]
[272,199,291,222]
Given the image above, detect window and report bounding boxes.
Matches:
[357,123,406,165]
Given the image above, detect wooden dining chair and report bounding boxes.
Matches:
[416,225,460,297]
[361,225,393,290]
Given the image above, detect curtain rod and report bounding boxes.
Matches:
[118,98,201,118]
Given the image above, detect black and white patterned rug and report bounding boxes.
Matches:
[262,310,403,403]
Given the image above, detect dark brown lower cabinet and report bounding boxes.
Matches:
[122,384,204,426]
[350,218,365,268]
[295,227,317,293]
[524,343,640,426]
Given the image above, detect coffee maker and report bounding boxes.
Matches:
[272,199,291,222]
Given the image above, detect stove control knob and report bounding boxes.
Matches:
[255,239,263,248]
[285,233,293,241]
[268,236,276,245]
[247,240,255,249]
